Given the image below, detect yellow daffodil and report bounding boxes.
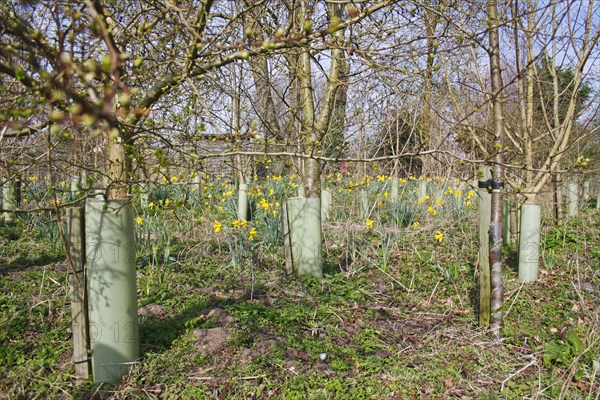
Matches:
[366,219,374,229]
[232,220,241,228]
[148,201,155,209]
[136,217,144,225]
[455,191,462,197]
[434,231,443,242]
[412,221,420,227]
[171,176,179,183]
[164,198,170,206]
[437,199,444,206]
[383,191,389,198]
[418,198,424,205]
[213,221,222,233]
[249,227,258,239]
[241,219,248,227]
[259,198,269,211]
[467,190,475,199]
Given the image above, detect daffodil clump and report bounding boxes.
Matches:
[212,217,261,268]
[129,171,472,274]
[464,190,475,207]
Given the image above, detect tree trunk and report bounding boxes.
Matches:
[298,44,320,197]
[420,4,440,176]
[554,174,564,224]
[106,130,131,200]
[487,0,505,335]
[324,4,349,160]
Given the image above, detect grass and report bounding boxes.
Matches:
[0,177,598,399]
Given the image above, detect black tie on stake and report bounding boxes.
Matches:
[478,179,504,191]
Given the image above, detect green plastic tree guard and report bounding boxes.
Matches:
[321,189,332,221]
[238,183,248,221]
[567,181,578,217]
[71,175,81,194]
[297,186,305,197]
[390,178,399,203]
[359,189,369,219]
[139,183,149,209]
[86,198,139,383]
[81,171,88,189]
[518,203,541,282]
[417,181,427,200]
[502,199,510,246]
[582,179,590,200]
[286,197,323,278]
[2,180,16,222]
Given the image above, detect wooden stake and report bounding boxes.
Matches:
[282,202,293,275]
[67,207,91,380]
[478,168,492,328]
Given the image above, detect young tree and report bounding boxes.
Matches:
[504,0,600,202]
[486,0,505,334]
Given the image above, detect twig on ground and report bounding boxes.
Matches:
[501,354,538,392]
